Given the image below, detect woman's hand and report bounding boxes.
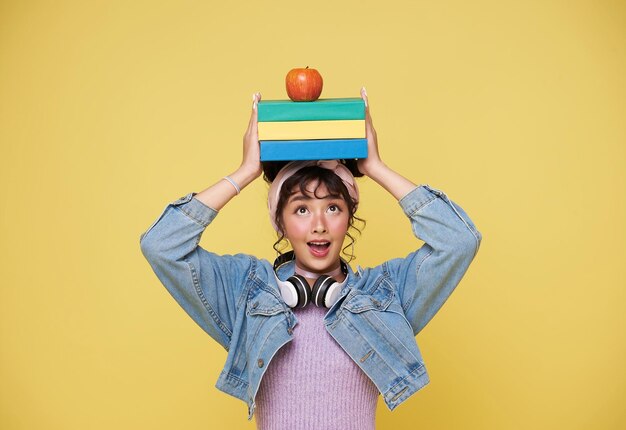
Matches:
[355,88,417,200]
[193,93,264,210]
[356,87,385,177]
[239,92,263,179]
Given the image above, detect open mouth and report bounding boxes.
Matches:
[307,241,331,255]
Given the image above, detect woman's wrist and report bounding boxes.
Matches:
[360,159,386,180]
[231,164,261,190]
[193,165,259,211]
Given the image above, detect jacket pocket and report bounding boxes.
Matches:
[342,277,394,313]
[342,278,414,335]
[246,288,285,316]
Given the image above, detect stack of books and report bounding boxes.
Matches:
[257,98,368,161]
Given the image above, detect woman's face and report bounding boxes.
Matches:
[281,180,350,276]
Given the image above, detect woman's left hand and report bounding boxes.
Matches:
[357,87,385,177]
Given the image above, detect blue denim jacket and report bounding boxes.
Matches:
[139,184,481,420]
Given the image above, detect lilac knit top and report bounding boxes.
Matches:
[254,304,379,430]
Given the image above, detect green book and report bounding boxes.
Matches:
[258,98,365,122]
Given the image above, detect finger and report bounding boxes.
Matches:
[360,87,373,124]
[252,92,262,110]
[361,86,370,119]
[360,86,368,108]
[247,93,259,130]
[251,93,261,129]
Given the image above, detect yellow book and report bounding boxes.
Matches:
[258,120,365,141]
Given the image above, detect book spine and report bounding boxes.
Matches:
[258,98,365,122]
[260,139,368,161]
[258,120,365,140]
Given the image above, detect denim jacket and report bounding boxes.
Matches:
[139,184,481,420]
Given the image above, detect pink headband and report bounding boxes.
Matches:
[267,160,360,232]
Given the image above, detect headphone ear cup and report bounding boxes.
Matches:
[285,274,311,308]
[311,275,337,308]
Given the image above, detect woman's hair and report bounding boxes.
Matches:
[262,159,364,183]
[262,161,365,262]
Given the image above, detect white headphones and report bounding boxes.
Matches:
[272,251,348,308]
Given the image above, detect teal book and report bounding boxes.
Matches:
[258,98,365,122]
[260,138,367,161]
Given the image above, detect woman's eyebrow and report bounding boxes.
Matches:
[288,195,311,203]
[288,194,338,203]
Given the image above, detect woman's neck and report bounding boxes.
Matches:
[294,261,344,281]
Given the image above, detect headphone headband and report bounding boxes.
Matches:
[272,251,349,308]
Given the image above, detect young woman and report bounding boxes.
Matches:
[140,88,482,429]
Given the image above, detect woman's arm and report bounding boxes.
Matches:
[357,88,482,335]
[139,93,264,349]
[386,186,481,335]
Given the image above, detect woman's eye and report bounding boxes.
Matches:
[328,204,340,213]
[296,207,308,214]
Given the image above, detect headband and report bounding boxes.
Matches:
[267,160,359,232]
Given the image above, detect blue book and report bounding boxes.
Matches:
[260,139,368,161]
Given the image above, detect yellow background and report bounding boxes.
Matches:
[1,0,624,428]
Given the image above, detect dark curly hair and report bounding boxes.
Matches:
[262,160,366,262]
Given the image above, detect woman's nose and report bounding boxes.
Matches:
[312,214,327,233]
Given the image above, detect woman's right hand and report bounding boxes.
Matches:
[240,92,263,179]
[193,93,263,210]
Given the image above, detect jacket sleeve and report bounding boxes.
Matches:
[139,192,254,350]
[383,185,482,336]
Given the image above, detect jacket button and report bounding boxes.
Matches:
[372,299,381,307]
[287,327,293,335]
[252,302,259,309]
[257,359,264,368]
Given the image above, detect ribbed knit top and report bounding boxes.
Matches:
[254,304,379,430]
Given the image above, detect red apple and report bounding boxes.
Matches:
[285,67,323,102]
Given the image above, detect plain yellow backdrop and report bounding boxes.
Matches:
[1,0,624,429]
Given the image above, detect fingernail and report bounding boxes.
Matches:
[362,86,368,96]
